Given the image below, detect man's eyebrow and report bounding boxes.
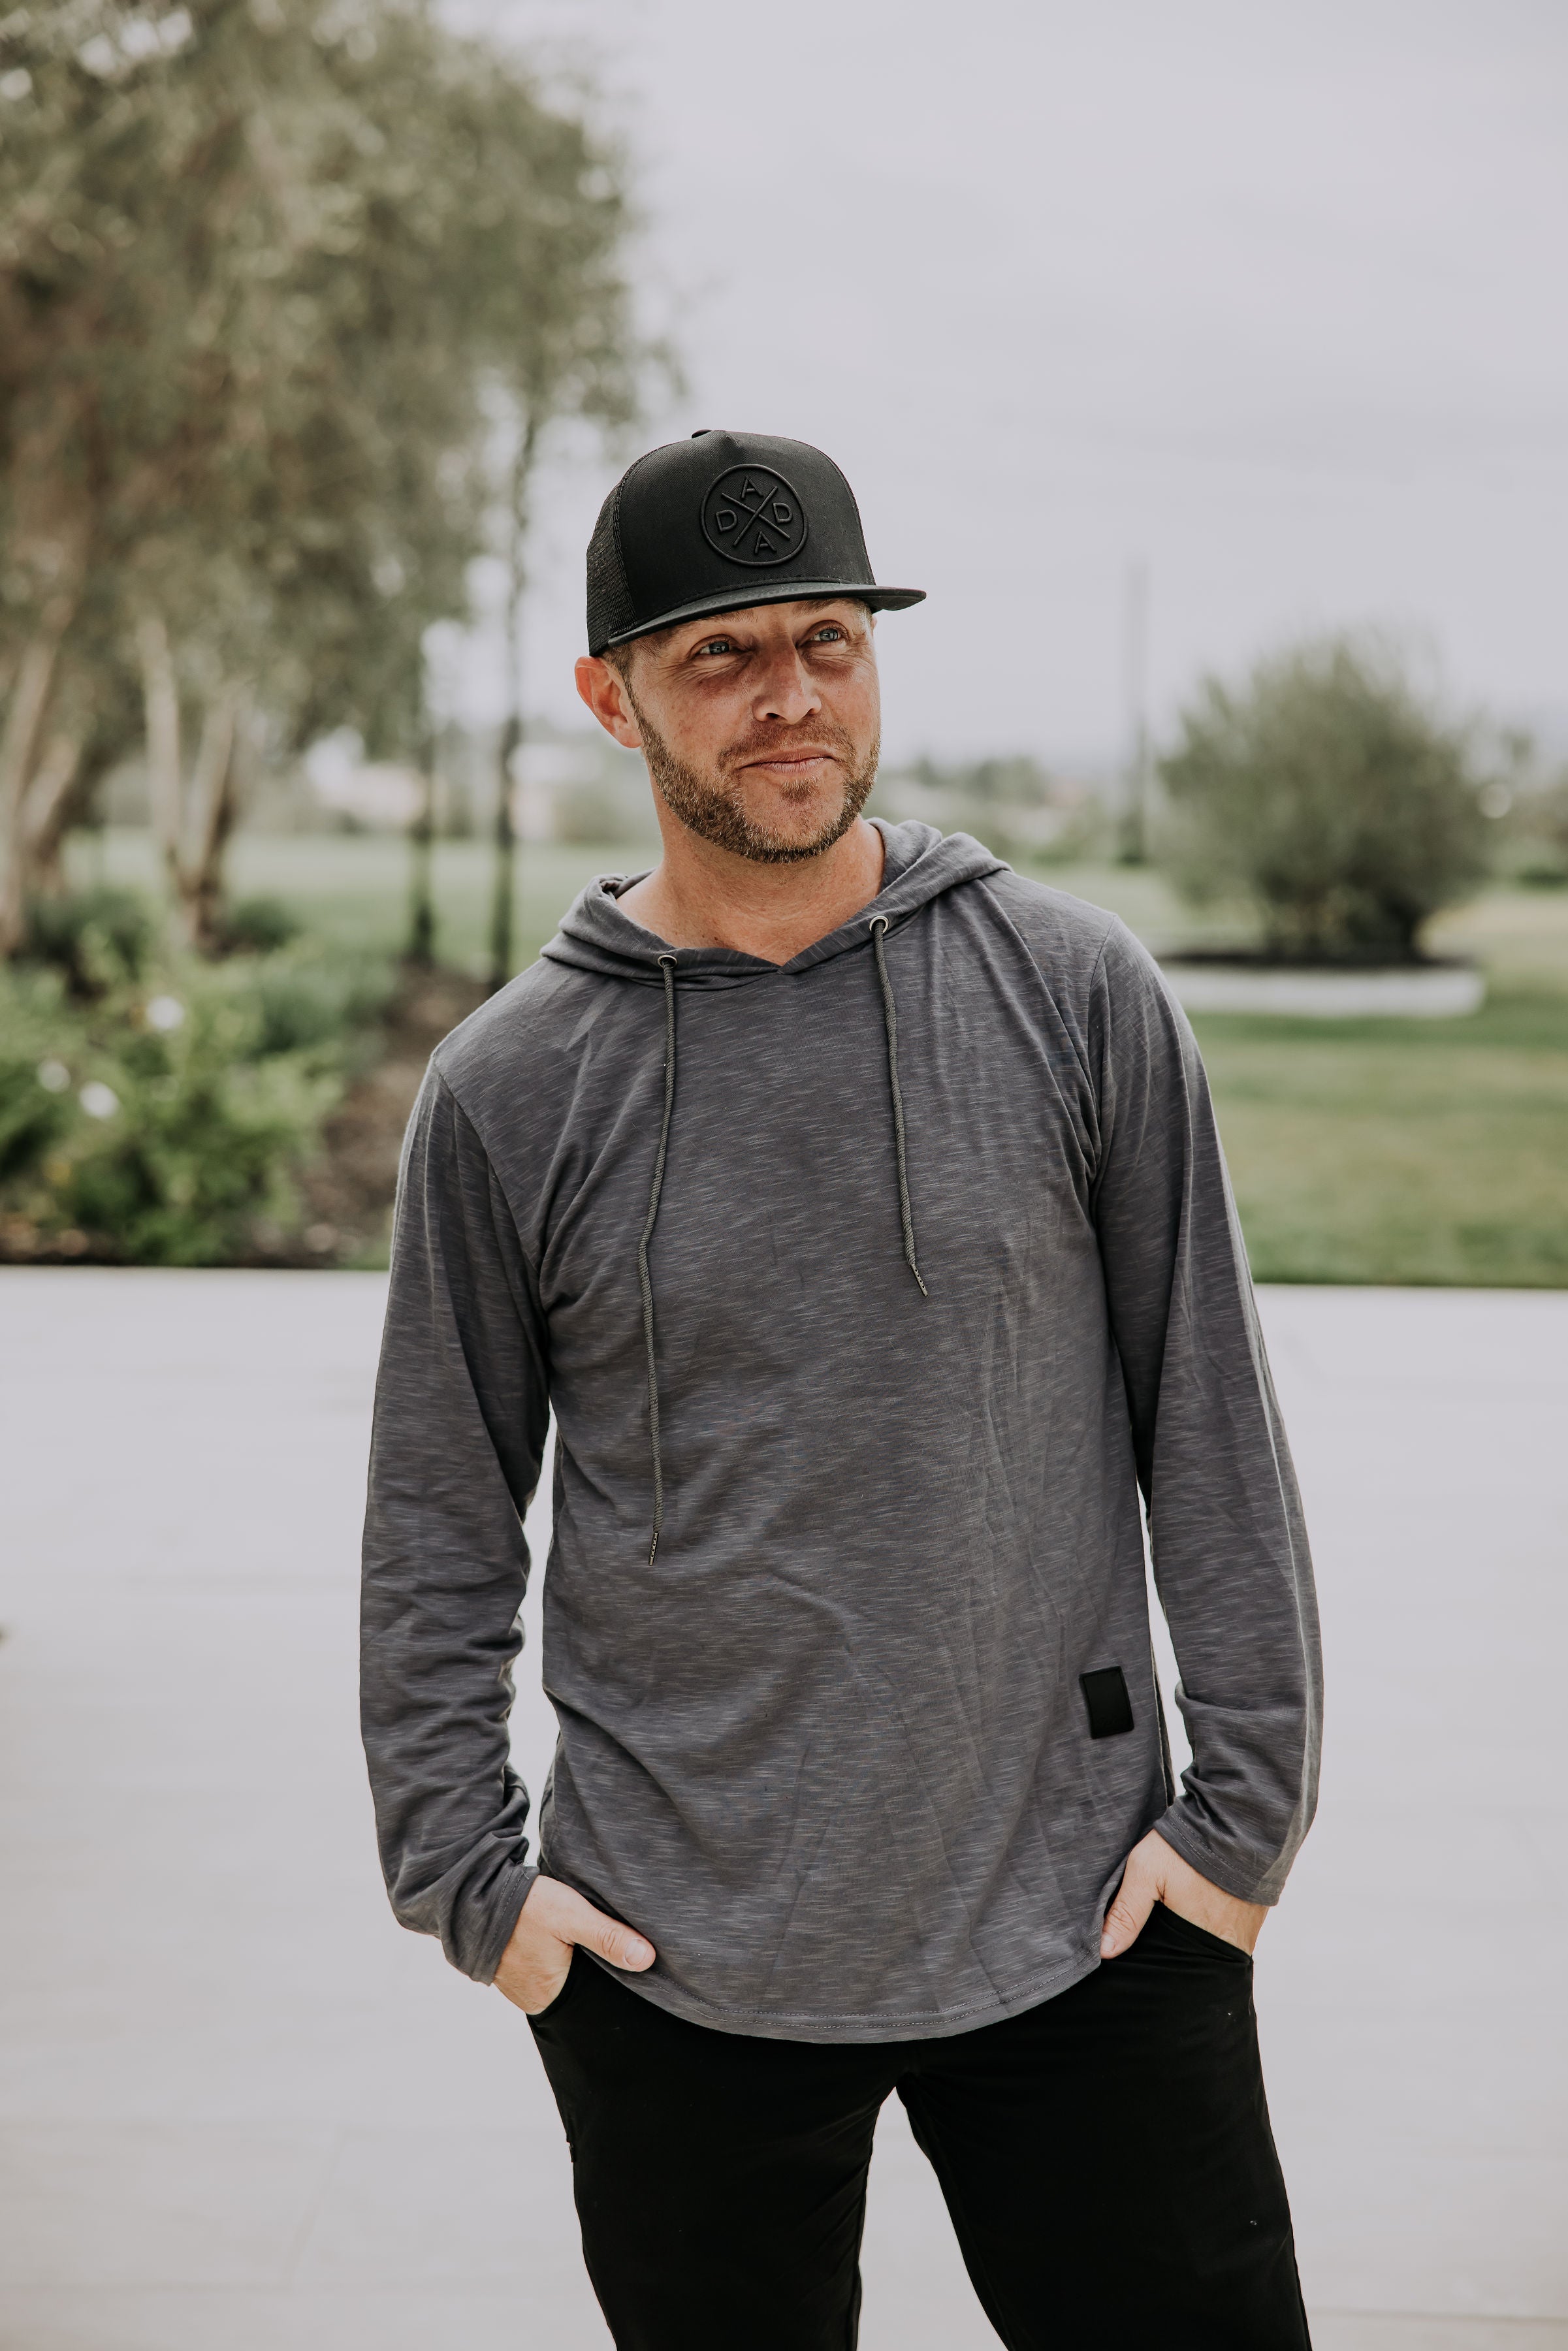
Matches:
[681,600,860,645]
[717,601,852,624]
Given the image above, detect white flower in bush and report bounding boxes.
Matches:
[37,1059,71,1093]
[78,1082,121,1121]
[146,995,186,1032]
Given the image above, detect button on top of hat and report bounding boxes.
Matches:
[690,427,712,437]
[701,464,808,568]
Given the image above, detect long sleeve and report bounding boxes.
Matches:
[1089,921,1322,1904]
[360,1064,551,1981]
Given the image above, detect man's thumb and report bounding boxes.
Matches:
[579,1908,656,1973]
[1100,1872,1153,1960]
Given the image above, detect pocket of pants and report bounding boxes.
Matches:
[526,1947,583,2028]
[1150,1900,1253,1968]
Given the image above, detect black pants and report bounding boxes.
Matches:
[529,1902,1311,2350]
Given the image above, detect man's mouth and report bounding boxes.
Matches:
[735,748,840,776]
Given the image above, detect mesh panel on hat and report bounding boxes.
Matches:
[585,484,636,654]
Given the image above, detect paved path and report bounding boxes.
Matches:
[1,1271,1564,2350]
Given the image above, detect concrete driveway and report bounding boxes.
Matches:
[1,1270,1564,2350]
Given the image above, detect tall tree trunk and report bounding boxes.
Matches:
[487,711,518,993]
[20,730,86,894]
[136,611,186,906]
[0,396,91,953]
[487,415,539,997]
[406,752,437,968]
[29,739,111,900]
[136,613,250,955]
[185,683,248,955]
[0,615,71,955]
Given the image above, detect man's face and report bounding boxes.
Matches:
[579,599,882,864]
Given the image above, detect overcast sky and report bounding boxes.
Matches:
[443,0,1568,768]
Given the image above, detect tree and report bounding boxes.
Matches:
[0,0,125,953]
[0,0,650,958]
[1158,637,1492,963]
[440,80,647,991]
[271,5,650,975]
[1,2,298,949]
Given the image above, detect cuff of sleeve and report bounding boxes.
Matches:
[1153,1807,1279,1909]
[466,1863,539,1985]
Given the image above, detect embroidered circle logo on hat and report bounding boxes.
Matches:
[700,465,808,567]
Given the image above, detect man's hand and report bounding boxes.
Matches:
[494,1876,656,2015]
[1100,1829,1267,1960]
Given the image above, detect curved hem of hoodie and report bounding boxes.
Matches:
[579,1939,1104,2044]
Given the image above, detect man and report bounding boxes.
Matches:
[361,429,1322,2349]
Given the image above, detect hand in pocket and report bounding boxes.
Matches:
[494,1878,656,2015]
[1100,1829,1268,1959]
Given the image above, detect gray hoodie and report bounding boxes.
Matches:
[360,820,1320,2042]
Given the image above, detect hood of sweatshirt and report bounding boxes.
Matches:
[540,820,1006,991]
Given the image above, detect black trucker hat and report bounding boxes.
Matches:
[586,428,925,655]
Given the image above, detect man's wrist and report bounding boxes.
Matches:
[1152,1813,1276,1911]
[472,1863,540,1987]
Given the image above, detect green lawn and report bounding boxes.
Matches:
[1061,866,1568,1287]
[74,828,611,975]
[1189,998,1568,1285]
[71,831,1568,1287]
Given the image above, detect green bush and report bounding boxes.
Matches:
[22,887,153,996]
[246,952,393,1059]
[223,895,302,955]
[0,931,394,1264]
[1158,638,1491,963]
[1513,774,1568,888]
[0,1049,76,1185]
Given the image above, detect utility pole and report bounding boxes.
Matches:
[1119,558,1150,865]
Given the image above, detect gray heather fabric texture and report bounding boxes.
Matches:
[360,820,1322,2043]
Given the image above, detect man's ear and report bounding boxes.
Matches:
[575,654,642,750]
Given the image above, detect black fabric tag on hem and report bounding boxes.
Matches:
[1080,1665,1135,1739]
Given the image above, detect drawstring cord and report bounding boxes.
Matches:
[639,953,678,1567]
[870,916,929,1298]
[639,921,927,1565]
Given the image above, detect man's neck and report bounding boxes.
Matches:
[617,818,886,965]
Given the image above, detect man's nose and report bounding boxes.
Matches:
[752,644,822,726]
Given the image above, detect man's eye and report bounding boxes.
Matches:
[811,626,846,645]
[695,639,735,658]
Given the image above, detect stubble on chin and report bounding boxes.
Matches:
[632,705,880,867]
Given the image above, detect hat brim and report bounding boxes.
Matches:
[597,580,925,653]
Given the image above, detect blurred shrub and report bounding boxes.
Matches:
[1159,639,1490,962]
[222,896,302,955]
[0,1048,75,1186]
[22,888,153,997]
[0,932,394,1265]
[1514,775,1568,887]
[872,756,1110,865]
[248,950,392,1059]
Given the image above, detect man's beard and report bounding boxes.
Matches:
[628,694,880,865]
